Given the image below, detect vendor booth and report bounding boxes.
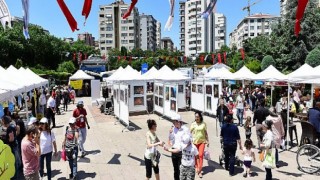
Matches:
[69,70,95,97]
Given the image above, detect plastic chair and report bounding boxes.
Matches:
[300,121,318,146]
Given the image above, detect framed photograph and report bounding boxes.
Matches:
[159,86,163,96]
[125,89,128,104]
[134,97,144,106]
[154,85,158,95]
[165,87,170,101]
[120,90,124,101]
[155,96,159,105]
[192,84,196,92]
[147,82,154,93]
[159,98,163,107]
[178,85,184,93]
[128,85,131,98]
[116,89,119,101]
[171,87,177,98]
[214,85,219,98]
[170,100,176,111]
[197,85,203,94]
[206,85,212,95]
[134,86,144,95]
[113,89,117,100]
[207,96,212,110]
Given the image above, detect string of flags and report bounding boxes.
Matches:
[295,0,309,36]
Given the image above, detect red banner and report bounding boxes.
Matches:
[73,52,76,61]
[129,56,132,64]
[184,56,187,64]
[223,52,227,64]
[123,56,127,60]
[217,53,221,64]
[211,54,215,64]
[240,48,245,60]
[200,55,204,64]
[295,0,309,36]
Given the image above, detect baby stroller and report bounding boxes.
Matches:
[219,138,242,167]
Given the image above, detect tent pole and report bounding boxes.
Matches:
[271,85,273,108]
[242,80,245,89]
[286,83,290,150]
[311,84,314,108]
[25,92,29,121]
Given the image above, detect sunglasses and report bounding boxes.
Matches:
[40,123,44,125]
[69,123,75,126]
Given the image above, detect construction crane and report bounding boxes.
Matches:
[242,0,262,16]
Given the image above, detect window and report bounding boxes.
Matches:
[121,40,128,44]
[250,26,254,30]
[129,40,134,43]
[100,34,105,38]
[106,27,113,31]
[250,33,255,36]
[257,19,262,22]
[257,26,261,29]
[106,47,112,50]
[105,7,112,10]
[129,33,134,36]
[106,14,112,17]
[99,14,104,18]
[100,27,105,31]
[129,27,134,30]
[121,33,128,37]
[121,27,128,31]
[106,34,113,38]
[106,40,113,44]
[265,25,269,29]
[121,20,128,24]
[250,19,254,23]
[101,47,105,50]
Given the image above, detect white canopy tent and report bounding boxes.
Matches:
[232,66,256,80]
[1,66,35,92]
[252,65,288,82]
[105,67,124,82]
[204,67,235,80]
[0,89,10,102]
[69,70,95,80]
[287,64,314,82]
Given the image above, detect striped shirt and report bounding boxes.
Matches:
[65,127,78,148]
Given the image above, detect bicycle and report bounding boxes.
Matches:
[296,143,320,174]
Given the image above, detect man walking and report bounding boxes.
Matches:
[216,99,229,127]
[73,101,90,157]
[167,114,188,180]
[253,99,270,152]
[235,90,245,126]
[46,93,56,128]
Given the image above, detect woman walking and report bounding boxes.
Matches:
[260,120,274,180]
[39,118,58,180]
[144,119,164,180]
[190,111,209,178]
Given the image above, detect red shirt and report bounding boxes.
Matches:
[73,108,87,128]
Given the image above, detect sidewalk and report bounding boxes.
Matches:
[49,97,318,180]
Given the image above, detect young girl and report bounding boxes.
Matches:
[227,98,235,115]
[242,139,256,178]
[244,116,252,139]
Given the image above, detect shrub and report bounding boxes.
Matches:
[57,61,76,73]
[246,60,261,73]
[305,48,320,67]
[261,55,275,70]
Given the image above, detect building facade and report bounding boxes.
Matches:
[78,32,95,47]
[156,21,161,50]
[179,0,227,57]
[139,14,158,51]
[99,0,140,56]
[229,14,279,49]
[161,37,174,51]
[280,0,287,17]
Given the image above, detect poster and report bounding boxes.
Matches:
[178,85,184,93]
[70,80,83,90]
[113,89,117,100]
[165,87,169,101]
[155,96,159,105]
[154,85,158,95]
[207,96,212,110]
[170,100,176,111]
[192,84,196,92]
[116,89,119,101]
[159,86,163,96]
[159,98,163,107]
[128,85,131,98]
[134,97,144,106]
[214,85,219,98]
[147,82,154,93]
[171,87,176,98]
[134,86,144,95]
[125,90,128,104]
[120,90,124,101]
[197,85,203,94]
[206,85,212,95]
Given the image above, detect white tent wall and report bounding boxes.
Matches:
[128,81,147,113]
[177,83,187,109]
[91,80,101,106]
[204,80,222,115]
[113,84,120,117]
[119,84,129,125]
[154,82,164,115]
[191,80,205,112]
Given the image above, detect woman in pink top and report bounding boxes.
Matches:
[266,107,285,168]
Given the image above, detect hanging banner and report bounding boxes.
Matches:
[141,63,148,74]
[8,102,14,112]
[0,104,3,117]
[228,80,236,85]
[254,81,264,85]
[70,80,83,90]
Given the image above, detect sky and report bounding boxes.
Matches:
[6,0,280,46]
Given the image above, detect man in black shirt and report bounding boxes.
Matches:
[253,99,269,152]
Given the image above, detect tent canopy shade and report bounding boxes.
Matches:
[252,65,288,82]
[69,70,95,80]
[232,66,256,80]
[204,67,234,80]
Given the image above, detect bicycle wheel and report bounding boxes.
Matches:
[296,144,320,174]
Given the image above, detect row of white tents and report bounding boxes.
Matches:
[0,65,48,102]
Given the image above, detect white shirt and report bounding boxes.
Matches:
[47,97,55,108]
[293,90,300,103]
[169,126,188,149]
[180,144,199,167]
[242,149,253,161]
[39,94,47,106]
[40,131,56,155]
[236,95,244,109]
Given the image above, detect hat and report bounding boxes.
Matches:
[40,117,48,124]
[69,117,76,124]
[181,133,192,149]
[28,117,37,125]
[77,101,84,105]
[172,114,182,122]
[229,97,233,102]
[240,90,243,93]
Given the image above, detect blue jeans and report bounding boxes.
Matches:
[39,152,53,180]
[68,146,78,177]
[224,144,237,175]
[236,109,244,125]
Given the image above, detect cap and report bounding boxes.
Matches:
[69,117,76,124]
[40,117,48,124]
[28,117,37,125]
[229,97,233,102]
[172,114,182,122]
[181,133,192,149]
[77,101,84,105]
[240,90,243,93]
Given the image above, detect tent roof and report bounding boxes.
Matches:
[252,65,288,81]
[69,70,94,80]
[232,66,256,80]
[204,67,234,79]
[0,89,10,102]
[142,67,158,80]
[208,63,231,71]
[288,64,314,82]
[25,68,48,86]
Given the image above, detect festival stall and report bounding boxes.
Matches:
[69,70,95,96]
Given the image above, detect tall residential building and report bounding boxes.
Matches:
[161,37,174,51]
[156,21,161,50]
[99,0,140,56]
[140,14,158,51]
[63,37,74,44]
[179,0,227,57]
[78,32,95,47]
[280,0,287,17]
[229,14,279,49]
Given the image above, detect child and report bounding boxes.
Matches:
[244,116,252,139]
[242,139,256,178]
[227,98,235,115]
[164,133,200,180]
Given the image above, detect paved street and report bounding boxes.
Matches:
[48,97,319,180]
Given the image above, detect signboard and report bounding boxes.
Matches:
[254,81,264,85]
[70,80,83,90]
[141,63,148,75]
[228,80,236,85]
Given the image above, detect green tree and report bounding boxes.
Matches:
[236,61,244,71]
[246,59,261,73]
[261,55,276,70]
[305,47,320,67]
[15,59,23,69]
[57,61,76,73]
[120,46,128,56]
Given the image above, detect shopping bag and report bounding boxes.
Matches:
[262,149,276,169]
[61,149,67,161]
[204,150,211,160]
[259,150,265,162]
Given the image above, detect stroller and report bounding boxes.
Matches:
[219,138,242,167]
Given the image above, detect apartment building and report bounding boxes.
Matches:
[161,37,174,51]
[156,21,161,50]
[99,0,140,56]
[229,14,279,49]
[140,14,158,51]
[78,32,95,47]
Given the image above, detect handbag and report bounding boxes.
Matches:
[262,149,276,169]
[204,150,211,160]
[259,150,265,162]
[61,149,67,161]
[65,147,74,159]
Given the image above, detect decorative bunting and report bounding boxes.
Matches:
[82,0,92,25]
[122,0,138,19]
[201,0,218,19]
[295,0,309,36]
[164,0,175,31]
[57,0,79,32]
[217,53,221,64]
[223,52,227,64]
[184,56,187,64]
[240,48,245,60]
[211,54,215,64]
[200,55,204,64]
